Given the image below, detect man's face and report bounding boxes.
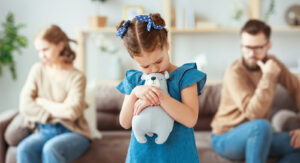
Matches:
[241,32,271,70]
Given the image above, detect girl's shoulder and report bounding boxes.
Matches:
[170,62,207,95]
[116,69,144,95]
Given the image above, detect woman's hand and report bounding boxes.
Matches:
[36,97,47,106]
[290,129,300,149]
[36,97,75,121]
[132,86,162,105]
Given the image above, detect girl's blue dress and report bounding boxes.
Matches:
[116,63,207,163]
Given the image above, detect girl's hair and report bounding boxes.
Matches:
[116,13,168,57]
[35,25,76,64]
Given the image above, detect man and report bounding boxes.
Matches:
[211,19,300,163]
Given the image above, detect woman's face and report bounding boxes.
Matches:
[34,38,64,65]
[133,43,170,74]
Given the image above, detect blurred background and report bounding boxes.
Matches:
[1,0,300,112]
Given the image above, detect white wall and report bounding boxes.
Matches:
[0,0,300,112]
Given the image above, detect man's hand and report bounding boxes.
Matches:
[257,59,281,76]
[290,129,300,149]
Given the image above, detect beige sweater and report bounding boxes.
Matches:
[20,62,91,139]
[211,55,300,135]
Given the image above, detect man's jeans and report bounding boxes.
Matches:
[212,119,300,163]
[17,123,90,163]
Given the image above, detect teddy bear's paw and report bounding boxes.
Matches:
[155,137,167,144]
[136,137,147,143]
[147,132,154,137]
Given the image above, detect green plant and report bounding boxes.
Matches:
[265,0,275,21]
[91,0,108,15]
[91,0,107,2]
[233,8,244,21]
[0,12,28,80]
[232,0,247,22]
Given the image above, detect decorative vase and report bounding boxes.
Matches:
[89,16,107,28]
[285,5,300,26]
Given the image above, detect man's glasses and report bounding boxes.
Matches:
[241,41,269,53]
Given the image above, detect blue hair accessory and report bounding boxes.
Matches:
[135,14,165,32]
[116,20,131,39]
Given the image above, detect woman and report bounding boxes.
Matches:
[17,25,91,163]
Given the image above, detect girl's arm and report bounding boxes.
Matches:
[119,85,159,129]
[119,94,137,129]
[155,83,199,128]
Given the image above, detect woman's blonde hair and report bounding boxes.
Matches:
[35,25,76,64]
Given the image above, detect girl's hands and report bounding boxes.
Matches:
[132,86,165,116]
[132,86,163,105]
[133,99,152,116]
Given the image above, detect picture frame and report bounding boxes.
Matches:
[123,6,145,20]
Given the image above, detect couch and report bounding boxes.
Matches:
[0,83,298,163]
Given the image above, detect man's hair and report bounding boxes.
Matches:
[240,19,271,40]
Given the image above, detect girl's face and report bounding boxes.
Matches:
[34,38,64,65]
[133,43,170,74]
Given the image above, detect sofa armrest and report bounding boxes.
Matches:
[0,110,18,163]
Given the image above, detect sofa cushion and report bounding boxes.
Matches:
[73,131,131,163]
[4,114,32,146]
[97,112,123,131]
[272,110,300,132]
[95,83,299,132]
[198,84,222,116]
[269,84,298,118]
[96,85,124,114]
[5,146,17,163]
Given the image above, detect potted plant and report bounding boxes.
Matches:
[0,12,28,80]
[89,0,108,28]
[264,0,275,22]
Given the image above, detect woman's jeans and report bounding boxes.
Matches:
[212,119,300,163]
[17,123,90,163]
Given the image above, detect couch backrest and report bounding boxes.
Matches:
[95,84,298,131]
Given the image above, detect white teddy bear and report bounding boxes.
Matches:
[132,71,174,144]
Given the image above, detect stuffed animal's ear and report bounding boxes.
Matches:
[141,73,147,80]
[164,71,169,79]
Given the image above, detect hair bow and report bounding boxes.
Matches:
[136,14,165,32]
[116,20,131,39]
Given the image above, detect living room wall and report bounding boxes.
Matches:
[0,0,299,112]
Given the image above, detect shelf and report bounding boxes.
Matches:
[273,26,300,32]
[81,27,116,34]
[171,26,300,34]
[171,27,239,33]
[76,0,300,78]
[78,26,300,35]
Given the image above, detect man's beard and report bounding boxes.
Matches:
[242,55,268,71]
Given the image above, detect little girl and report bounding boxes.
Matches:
[17,25,91,163]
[116,13,206,163]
